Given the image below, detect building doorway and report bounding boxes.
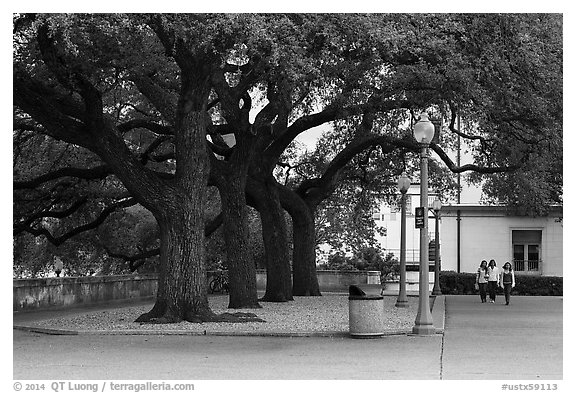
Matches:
[512,230,542,273]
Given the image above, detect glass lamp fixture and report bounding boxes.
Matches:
[413,112,435,144]
[397,172,411,194]
[432,197,442,212]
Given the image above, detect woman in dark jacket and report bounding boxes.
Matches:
[500,262,516,305]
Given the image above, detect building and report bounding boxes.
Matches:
[441,205,563,276]
[373,187,563,277]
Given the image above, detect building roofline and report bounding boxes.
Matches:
[441,204,563,215]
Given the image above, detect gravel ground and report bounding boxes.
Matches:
[32,294,419,334]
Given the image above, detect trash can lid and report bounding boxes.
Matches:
[348,285,382,299]
[349,295,384,300]
[349,285,366,296]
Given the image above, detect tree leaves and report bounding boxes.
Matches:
[13,13,563,279]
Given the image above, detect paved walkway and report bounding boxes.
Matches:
[441,295,562,380]
[13,295,563,380]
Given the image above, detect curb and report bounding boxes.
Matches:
[14,295,447,338]
[13,324,412,338]
[13,325,80,335]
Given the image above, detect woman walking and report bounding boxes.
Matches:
[500,262,516,305]
[475,260,489,303]
[487,259,500,303]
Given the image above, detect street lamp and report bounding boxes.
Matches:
[432,197,442,295]
[395,172,411,308]
[412,112,436,335]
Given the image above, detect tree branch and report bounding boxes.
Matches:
[20,197,138,246]
[14,195,90,235]
[14,165,111,189]
[103,212,224,271]
[37,23,104,127]
[446,102,496,146]
[104,246,160,272]
[129,73,178,123]
[13,73,93,150]
[267,97,410,160]
[430,143,525,174]
[139,135,174,165]
[117,119,174,135]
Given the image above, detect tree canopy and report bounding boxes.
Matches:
[13,13,562,320]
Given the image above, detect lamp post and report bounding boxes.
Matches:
[432,198,442,296]
[412,112,436,335]
[395,172,411,308]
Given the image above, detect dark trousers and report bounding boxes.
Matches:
[478,283,487,302]
[488,281,498,301]
[503,283,512,304]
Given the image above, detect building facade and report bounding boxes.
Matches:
[373,188,563,277]
[440,205,563,276]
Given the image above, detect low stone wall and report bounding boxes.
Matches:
[255,269,381,291]
[13,270,382,311]
[384,272,435,292]
[13,275,158,311]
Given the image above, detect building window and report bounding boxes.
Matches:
[512,230,542,272]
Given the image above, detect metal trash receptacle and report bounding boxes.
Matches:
[348,285,384,338]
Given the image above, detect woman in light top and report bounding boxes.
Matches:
[486,259,500,303]
[475,260,489,303]
[500,262,516,305]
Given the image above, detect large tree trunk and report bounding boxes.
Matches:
[291,206,321,296]
[134,111,216,322]
[210,117,262,309]
[136,196,212,323]
[218,174,261,309]
[278,184,321,296]
[251,177,293,302]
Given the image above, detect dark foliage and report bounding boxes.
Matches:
[318,246,399,283]
[439,271,562,296]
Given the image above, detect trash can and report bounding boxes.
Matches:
[348,285,385,338]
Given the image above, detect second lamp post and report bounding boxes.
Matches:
[432,198,442,295]
[412,112,436,336]
[395,172,411,308]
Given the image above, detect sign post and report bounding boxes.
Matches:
[415,207,424,229]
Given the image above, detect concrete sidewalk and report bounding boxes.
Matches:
[13,295,562,380]
[441,295,562,379]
